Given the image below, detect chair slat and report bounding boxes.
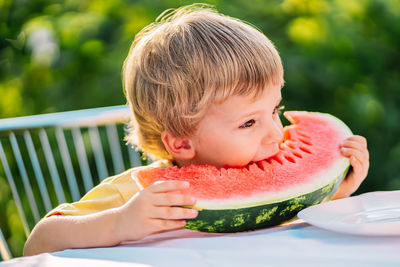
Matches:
[128,145,141,168]
[0,141,30,237]
[24,131,52,212]
[72,127,93,192]
[9,132,40,223]
[0,228,11,261]
[39,129,66,204]
[55,127,80,202]
[88,126,108,180]
[106,124,124,173]
[0,106,131,259]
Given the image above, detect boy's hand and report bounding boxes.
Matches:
[332,135,369,200]
[115,181,198,243]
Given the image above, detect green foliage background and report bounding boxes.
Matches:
[1,0,399,257]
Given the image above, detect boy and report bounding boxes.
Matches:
[24,4,369,256]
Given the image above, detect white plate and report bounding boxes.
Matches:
[298,190,400,236]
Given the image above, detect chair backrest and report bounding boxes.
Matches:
[0,105,145,260]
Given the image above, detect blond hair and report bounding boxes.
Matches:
[123,4,284,160]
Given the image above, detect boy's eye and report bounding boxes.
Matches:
[273,105,285,115]
[239,119,255,128]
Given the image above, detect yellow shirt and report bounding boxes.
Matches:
[45,160,173,217]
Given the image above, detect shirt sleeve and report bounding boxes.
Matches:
[45,160,172,217]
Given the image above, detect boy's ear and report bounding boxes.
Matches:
[161,131,195,160]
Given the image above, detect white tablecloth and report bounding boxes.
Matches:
[2,220,400,266]
[12,220,400,267]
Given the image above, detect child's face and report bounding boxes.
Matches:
[190,84,283,168]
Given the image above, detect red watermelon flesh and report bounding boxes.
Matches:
[135,111,352,209]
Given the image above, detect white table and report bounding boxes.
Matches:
[3,220,399,267]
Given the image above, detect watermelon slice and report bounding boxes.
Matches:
[135,111,352,233]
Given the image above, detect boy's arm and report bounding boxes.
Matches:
[24,207,121,256]
[24,170,136,256]
[24,180,197,256]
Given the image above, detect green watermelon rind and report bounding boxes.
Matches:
[184,165,349,233]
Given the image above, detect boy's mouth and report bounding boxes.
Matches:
[251,145,280,163]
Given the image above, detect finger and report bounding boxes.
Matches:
[340,141,368,153]
[153,193,196,207]
[341,142,369,161]
[340,147,367,162]
[349,155,363,173]
[150,219,187,232]
[156,219,187,231]
[341,148,368,175]
[349,156,367,185]
[343,135,367,146]
[151,206,199,220]
[348,156,369,184]
[148,180,190,193]
[341,140,367,149]
[354,154,369,171]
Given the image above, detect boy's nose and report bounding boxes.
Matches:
[262,119,284,145]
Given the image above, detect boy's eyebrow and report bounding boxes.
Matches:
[235,97,283,121]
[237,110,262,120]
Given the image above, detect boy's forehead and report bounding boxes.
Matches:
[208,84,282,117]
[214,84,282,105]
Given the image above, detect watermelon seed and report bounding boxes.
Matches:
[296,130,311,138]
[286,142,296,149]
[299,137,312,146]
[284,155,296,163]
[292,152,303,158]
[256,161,267,170]
[270,155,283,165]
[275,158,283,165]
[299,146,312,154]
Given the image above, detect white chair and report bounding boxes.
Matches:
[0,105,145,260]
